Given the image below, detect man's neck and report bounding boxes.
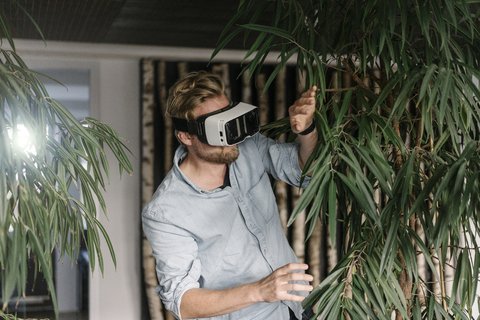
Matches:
[179,153,228,191]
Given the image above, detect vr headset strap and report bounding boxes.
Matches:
[171,117,204,136]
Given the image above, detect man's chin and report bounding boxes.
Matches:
[222,145,240,164]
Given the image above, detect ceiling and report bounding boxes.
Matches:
[4,0,272,50]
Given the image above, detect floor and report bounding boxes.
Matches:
[11,311,88,320]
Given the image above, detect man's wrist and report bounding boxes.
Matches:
[298,122,315,136]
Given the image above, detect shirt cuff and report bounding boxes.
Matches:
[157,259,201,320]
[289,144,311,188]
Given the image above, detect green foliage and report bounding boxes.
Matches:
[215,0,480,319]
[0,1,133,318]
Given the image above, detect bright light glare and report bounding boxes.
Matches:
[7,124,37,155]
[6,124,37,233]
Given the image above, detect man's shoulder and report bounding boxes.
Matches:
[142,169,187,220]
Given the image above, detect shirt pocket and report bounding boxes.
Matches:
[246,171,276,223]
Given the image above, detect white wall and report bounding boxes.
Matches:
[88,59,141,320]
[17,42,142,320]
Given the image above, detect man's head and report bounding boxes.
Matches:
[166,71,226,122]
[167,71,240,164]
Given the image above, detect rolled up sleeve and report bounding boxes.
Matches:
[142,209,200,319]
[253,133,311,188]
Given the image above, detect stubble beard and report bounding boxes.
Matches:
[191,139,240,164]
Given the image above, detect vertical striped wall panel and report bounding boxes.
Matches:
[140,59,330,319]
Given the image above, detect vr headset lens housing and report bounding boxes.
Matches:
[171,102,260,146]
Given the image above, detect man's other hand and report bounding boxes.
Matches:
[254,263,314,303]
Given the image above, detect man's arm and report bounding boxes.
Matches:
[180,263,313,319]
[289,86,318,174]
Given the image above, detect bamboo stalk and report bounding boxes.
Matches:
[432,135,448,311]
[274,67,289,235]
[158,61,173,173]
[141,59,164,320]
[241,70,252,104]
[212,64,231,99]
[291,73,307,263]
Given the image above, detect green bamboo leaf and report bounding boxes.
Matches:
[9,0,45,42]
[433,298,453,320]
[355,144,393,199]
[399,232,417,282]
[328,178,336,247]
[274,0,282,27]
[311,51,326,99]
[216,5,246,43]
[412,298,422,320]
[242,31,268,63]
[379,214,399,275]
[210,28,243,62]
[471,250,480,310]
[305,167,330,225]
[2,225,19,311]
[263,47,298,95]
[240,23,295,41]
[447,297,470,320]
[336,89,352,129]
[372,75,400,110]
[351,285,379,320]
[337,172,381,229]
[409,164,447,217]
[95,216,117,269]
[407,226,441,282]
[0,166,7,227]
[354,273,387,319]
[302,266,346,309]
[418,63,437,103]
[346,297,368,319]
[303,54,314,90]
[318,284,344,320]
[390,70,424,123]
[438,69,453,125]
[366,255,408,318]
[27,228,58,319]
[457,248,471,310]
[288,154,328,226]
[428,295,435,320]
[338,143,364,180]
[370,114,406,155]
[363,261,388,315]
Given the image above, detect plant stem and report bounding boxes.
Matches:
[430,134,448,311]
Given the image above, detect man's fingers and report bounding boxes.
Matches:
[286,271,313,282]
[284,293,307,302]
[279,284,314,302]
[288,283,314,293]
[282,263,309,272]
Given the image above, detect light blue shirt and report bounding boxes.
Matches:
[142,133,310,320]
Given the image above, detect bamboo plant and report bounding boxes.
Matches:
[214,0,480,319]
[0,2,133,319]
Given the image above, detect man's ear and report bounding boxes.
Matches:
[177,131,193,146]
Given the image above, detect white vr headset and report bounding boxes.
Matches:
[171,101,260,146]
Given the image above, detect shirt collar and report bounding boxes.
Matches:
[173,146,229,194]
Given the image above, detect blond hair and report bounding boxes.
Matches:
[166,71,226,121]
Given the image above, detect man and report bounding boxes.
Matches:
[142,71,318,320]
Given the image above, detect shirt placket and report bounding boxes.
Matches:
[229,188,277,272]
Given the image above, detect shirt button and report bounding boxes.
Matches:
[263,249,267,254]
[249,223,254,228]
